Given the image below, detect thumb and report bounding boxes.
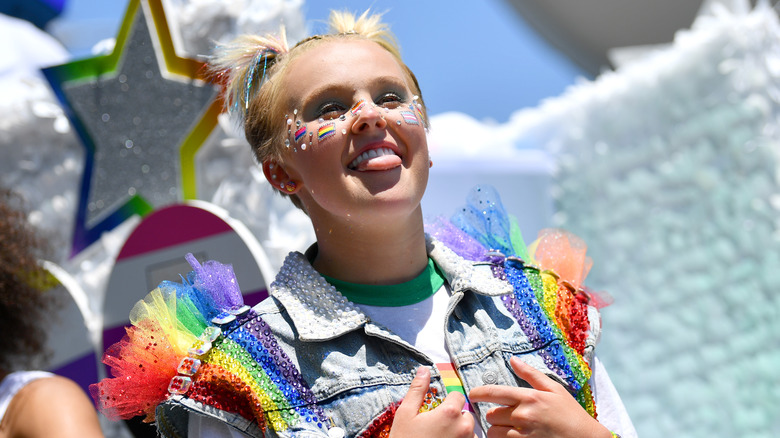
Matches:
[509,357,562,393]
[395,367,431,418]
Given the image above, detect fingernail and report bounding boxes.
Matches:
[416,367,427,377]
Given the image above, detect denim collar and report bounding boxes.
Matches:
[269,235,512,342]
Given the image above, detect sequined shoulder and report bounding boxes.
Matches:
[425,185,609,417]
[90,253,335,436]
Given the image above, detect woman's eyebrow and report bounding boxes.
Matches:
[297,84,352,112]
[309,76,408,99]
[297,77,409,113]
[371,75,409,90]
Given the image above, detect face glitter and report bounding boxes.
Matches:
[282,93,425,155]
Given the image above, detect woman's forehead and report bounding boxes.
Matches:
[284,39,409,92]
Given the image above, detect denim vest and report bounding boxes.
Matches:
[156,237,601,437]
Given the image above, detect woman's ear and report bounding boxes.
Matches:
[262,160,301,194]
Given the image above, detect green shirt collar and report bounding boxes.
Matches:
[321,258,445,307]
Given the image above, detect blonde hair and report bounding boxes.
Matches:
[208,10,428,209]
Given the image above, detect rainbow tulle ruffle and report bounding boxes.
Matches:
[90,255,328,433]
[427,185,611,417]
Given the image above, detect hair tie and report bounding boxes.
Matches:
[208,32,290,122]
[243,47,278,112]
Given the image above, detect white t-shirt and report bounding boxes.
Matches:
[357,284,638,438]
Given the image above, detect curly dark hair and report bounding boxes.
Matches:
[0,188,55,372]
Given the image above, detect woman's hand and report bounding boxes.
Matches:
[389,367,475,438]
[468,357,611,438]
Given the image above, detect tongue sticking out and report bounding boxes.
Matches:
[355,154,402,171]
[350,147,403,171]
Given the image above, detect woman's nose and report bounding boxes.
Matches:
[351,103,387,134]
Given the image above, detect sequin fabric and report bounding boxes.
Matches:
[497,261,596,416]
[357,387,443,438]
[426,185,603,417]
[185,314,329,432]
[270,252,368,341]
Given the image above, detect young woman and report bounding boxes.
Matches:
[0,188,104,438]
[92,10,636,438]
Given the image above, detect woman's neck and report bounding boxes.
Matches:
[310,209,428,285]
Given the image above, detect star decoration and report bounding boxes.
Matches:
[43,0,222,256]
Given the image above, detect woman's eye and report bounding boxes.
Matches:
[317,103,346,120]
[376,93,403,109]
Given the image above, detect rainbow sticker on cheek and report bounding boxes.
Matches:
[350,99,366,116]
[411,103,425,125]
[318,122,336,141]
[400,110,419,125]
[294,126,307,142]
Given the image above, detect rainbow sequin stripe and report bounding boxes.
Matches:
[489,256,596,416]
[357,387,442,438]
[179,308,330,432]
[92,254,331,434]
[426,185,599,417]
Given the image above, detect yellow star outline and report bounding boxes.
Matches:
[104,0,222,200]
[141,0,222,198]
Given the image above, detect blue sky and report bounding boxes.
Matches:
[51,0,586,123]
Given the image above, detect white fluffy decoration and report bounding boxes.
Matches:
[510,1,779,437]
[165,0,307,58]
